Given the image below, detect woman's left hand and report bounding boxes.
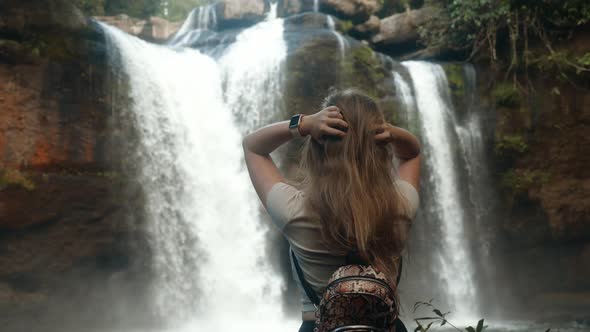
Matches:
[299,106,348,142]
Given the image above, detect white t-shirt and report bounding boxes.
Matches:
[265,179,420,313]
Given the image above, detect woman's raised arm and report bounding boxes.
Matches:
[242,107,348,205]
[375,123,421,191]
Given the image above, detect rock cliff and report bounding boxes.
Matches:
[1,0,589,328]
[0,1,151,330]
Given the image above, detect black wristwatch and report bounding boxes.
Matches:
[289,114,303,138]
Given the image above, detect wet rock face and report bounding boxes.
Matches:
[0,1,150,329]
[93,15,182,43]
[321,0,382,23]
[215,0,270,30]
[371,6,437,55]
[0,0,87,34]
[278,0,317,17]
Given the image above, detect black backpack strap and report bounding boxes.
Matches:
[291,249,321,306]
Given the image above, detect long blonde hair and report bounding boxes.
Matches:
[300,88,412,287]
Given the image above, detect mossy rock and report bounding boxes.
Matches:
[341,44,388,99]
[442,63,465,96]
[492,82,521,108]
[500,168,551,194]
[0,168,35,191]
[494,134,528,157]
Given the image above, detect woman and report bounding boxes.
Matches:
[242,89,421,331]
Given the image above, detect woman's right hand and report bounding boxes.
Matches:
[299,106,348,142]
[374,123,395,144]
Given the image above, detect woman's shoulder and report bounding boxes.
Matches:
[394,178,420,219]
[265,181,306,230]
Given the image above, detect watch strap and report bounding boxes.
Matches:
[289,114,303,138]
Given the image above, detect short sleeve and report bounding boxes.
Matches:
[396,180,420,219]
[265,182,304,230]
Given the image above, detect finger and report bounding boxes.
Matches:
[327,111,344,119]
[321,125,346,137]
[323,106,340,113]
[374,131,391,142]
[327,118,348,129]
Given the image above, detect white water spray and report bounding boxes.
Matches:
[168,4,217,46]
[219,3,287,130]
[100,7,297,330]
[327,15,348,58]
[393,71,417,127]
[402,61,480,320]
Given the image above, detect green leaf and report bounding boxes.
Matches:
[433,309,444,317]
[466,327,476,332]
[441,320,447,326]
[476,319,484,332]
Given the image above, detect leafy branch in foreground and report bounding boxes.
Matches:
[412,300,552,332]
[413,299,485,332]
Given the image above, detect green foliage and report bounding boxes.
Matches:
[0,169,35,191]
[443,64,465,96]
[536,0,590,28]
[495,134,527,156]
[447,0,510,43]
[341,46,386,99]
[419,0,590,85]
[501,169,550,193]
[413,300,487,332]
[492,82,520,107]
[578,53,590,67]
[73,0,106,16]
[338,20,354,34]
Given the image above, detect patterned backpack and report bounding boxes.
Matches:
[291,250,407,332]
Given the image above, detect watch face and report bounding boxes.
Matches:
[289,114,301,128]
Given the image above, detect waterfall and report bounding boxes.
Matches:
[401,61,480,320]
[327,15,348,58]
[219,3,287,130]
[393,71,417,129]
[99,3,297,330]
[314,0,319,12]
[167,4,217,46]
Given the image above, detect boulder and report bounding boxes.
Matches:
[321,0,382,23]
[277,0,317,17]
[214,0,269,30]
[371,6,436,46]
[94,15,182,42]
[350,14,380,39]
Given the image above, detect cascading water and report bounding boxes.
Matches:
[393,71,417,129]
[327,15,348,58]
[167,4,217,46]
[219,3,287,130]
[401,61,480,320]
[99,3,298,331]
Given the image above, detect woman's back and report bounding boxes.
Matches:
[266,178,420,312]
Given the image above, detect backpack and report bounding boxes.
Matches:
[291,250,407,332]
